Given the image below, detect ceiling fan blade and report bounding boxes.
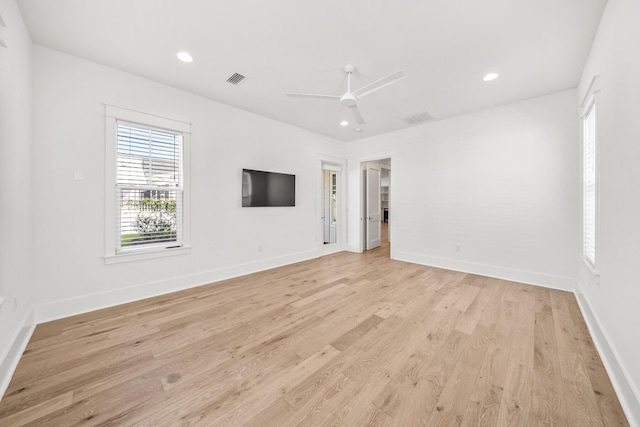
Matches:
[352,70,407,98]
[349,105,366,125]
[285,93,341,100]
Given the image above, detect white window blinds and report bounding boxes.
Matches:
[583,103,596,266]
[116,122,183,252]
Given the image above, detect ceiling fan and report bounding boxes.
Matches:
[285,64,406,125]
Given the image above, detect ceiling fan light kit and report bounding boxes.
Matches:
[286,64,406,126]
[483,72,499,81]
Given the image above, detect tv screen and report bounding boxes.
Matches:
[242,169,295,207]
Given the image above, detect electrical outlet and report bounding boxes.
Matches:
[455,244,461,252]
[258,244,263,252]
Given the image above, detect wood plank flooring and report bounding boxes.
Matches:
[0,229,628,426]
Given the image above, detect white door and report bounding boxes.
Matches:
[366,165,381,249]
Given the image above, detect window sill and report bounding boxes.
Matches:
[582,256,600,286]
[582,257,599,276]
[104,246,191,264]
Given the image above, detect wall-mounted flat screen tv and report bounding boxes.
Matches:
[242,169,295,207]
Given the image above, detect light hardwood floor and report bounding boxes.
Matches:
[0,229,628,426]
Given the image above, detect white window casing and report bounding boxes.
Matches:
[104,105,191,264]
[582,101,596,267]
[580,75,599,273]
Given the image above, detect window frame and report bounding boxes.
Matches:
[582,100,596,267]
[104,105,191,264]
[580,76,600,273]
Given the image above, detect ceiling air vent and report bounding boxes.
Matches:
[399,111,432,125]
[226,72,246,85]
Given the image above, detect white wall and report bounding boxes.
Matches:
[577,0,640,423]
[0,0,35,395]
[347,90,580,290]
[31,45,346,321]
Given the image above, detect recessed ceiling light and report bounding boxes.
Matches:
[340,120,349,126]
[483,72,499,82]
[177,52,193,63]
[354,128,363,133]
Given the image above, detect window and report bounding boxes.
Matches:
[583,101,596,266]
[116,122,183,251]
[105,106,190,263]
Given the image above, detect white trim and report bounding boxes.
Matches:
[104,106,192,263]
[581,88,599,275]
[394,250,576,291]
[0,308,36,400]
[105,105,191,133]
[582,256,600,277]
[105,114,117,258]
[574,289,640,427]
[582,102,597,266]
[322,163,342,172]
[580,75,601,114]
[317,153,346,164]
[37,248,321,324]
[355,150,397,165]
[321,246,345,257]
[357,152,396,253]
[318,154,347,254]
[581,93,597,118]
[104,246,191,264]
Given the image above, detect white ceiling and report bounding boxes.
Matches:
[17,0,606,142]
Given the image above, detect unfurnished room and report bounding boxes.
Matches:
[0,0,639,425]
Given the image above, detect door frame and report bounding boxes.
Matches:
[357,152,395,254]
[365,163,382,250]
[318,155,347,255]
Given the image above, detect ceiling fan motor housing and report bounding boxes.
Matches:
[285,64,406,126]
[340,93,357,107]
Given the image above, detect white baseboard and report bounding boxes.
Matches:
[0,308,36,401]
[36,249,321,324]
[575,289,640,427]
[321,247,344,257]
[393,251,576,291]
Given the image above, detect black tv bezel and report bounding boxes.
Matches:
[242,168,296,207]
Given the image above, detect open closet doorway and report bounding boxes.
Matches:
[361,158,391,252]
[321,162,342,253]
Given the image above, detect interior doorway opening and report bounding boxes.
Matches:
[323,169,338,244]
[321,161,343,253]
[361,158,391,252]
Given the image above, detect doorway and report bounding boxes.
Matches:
[361,158,391,252]
[321,162,342,252]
